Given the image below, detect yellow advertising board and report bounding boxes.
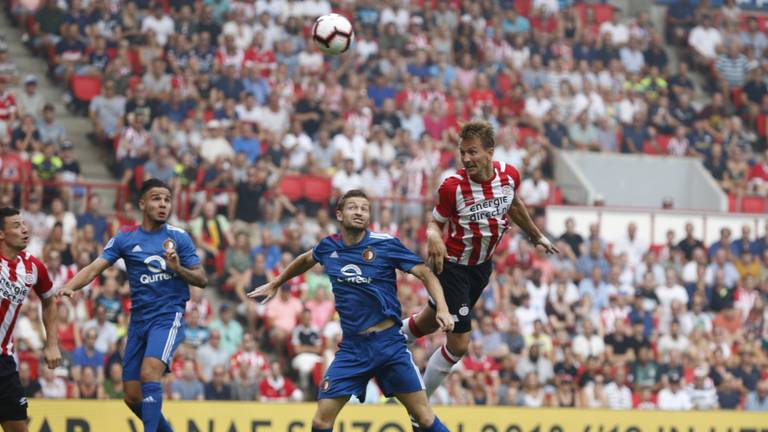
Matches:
[27,400,768,432]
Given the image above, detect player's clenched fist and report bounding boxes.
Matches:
[164,249,181,273]
[43,344,62,369]
[248,281,279,304]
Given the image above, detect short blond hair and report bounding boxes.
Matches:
[459,120,495,150]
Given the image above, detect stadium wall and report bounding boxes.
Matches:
[555,151,727,211]
[546,205,768,245]
[27,400,768,432]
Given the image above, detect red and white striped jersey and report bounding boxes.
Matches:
[0,252,54,355]
[432,161,521,266]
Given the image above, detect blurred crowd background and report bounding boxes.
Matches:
[0,0,766,410]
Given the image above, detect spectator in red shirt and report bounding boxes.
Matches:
[259,361,302,402]
[0,76,17,124]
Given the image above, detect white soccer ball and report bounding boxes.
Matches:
[312,13,354,56]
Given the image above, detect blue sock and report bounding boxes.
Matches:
[141,382,168,432]
[127,403,173,432]
[311,428,332,432]
[423,416,449,432]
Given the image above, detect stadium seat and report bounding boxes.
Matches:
[740,196,766,213]
[728,193,738,212]
[302,175,333,204]
[70,75,102,103]
[279,176,303,202]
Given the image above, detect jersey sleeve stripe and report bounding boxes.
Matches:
[432,208,448,223]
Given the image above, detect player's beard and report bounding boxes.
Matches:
[342,217,367,233]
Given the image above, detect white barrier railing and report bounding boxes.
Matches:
[546,205,768,246]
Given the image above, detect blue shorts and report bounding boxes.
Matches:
[318,325,424,401]
[123,312,185,381]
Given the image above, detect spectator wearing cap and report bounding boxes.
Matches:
[657,372,693,410]
[16,75,45,120]
[89,80,126,147]
[208,304,244,356]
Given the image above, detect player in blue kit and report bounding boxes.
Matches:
[249,189,454,432]
[58,179,207,432]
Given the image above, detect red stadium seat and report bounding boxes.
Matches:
[302,175,333,204]
[740,196,766,213]
[592,4,614,24]
[279,175,303,202]
[70,75,102,102]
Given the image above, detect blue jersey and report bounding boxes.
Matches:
[101,224,200,323]
[312,231,422,335]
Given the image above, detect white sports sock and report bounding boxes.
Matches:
[423,345,461,397]
[401,316,421,345]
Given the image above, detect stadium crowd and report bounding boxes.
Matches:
[0,0,766,411]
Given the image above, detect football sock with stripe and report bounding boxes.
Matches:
[141,382,167,432]
[423,345,460,396]
[423,416,449,432]
[401,315,425,345]
[127,402,174,432]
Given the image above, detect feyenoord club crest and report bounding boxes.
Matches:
[163,239,176,252]
[321,379,331,392]
[362,247,375,262]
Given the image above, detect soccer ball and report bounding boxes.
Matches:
[312,13,354,55]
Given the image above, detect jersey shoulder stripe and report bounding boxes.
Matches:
[167,224,187,234]
[369,232,393,239]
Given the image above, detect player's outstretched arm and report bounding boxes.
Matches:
[409,264,454,333]
[508,195,559,255]
[426,218,448,274]
[247,250,317,304]
[57,257,112,299]
[41,295,61,369]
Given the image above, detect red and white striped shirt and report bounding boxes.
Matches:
[432,161,521,266]
[0,252,54,355]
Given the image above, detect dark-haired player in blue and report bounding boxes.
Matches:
[249,189,453,432]
[58,179,207,432]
